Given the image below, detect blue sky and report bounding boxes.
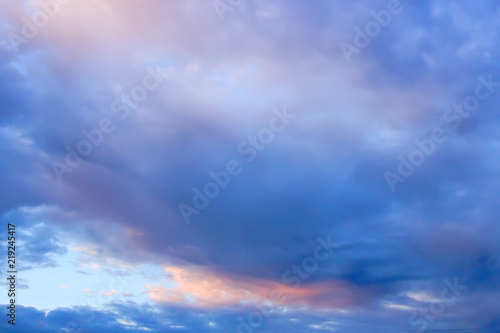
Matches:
[1,0,500,332]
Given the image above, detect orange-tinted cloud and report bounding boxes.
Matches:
[101,290,116,296]
[146,265,360,310]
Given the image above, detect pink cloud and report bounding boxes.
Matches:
[101,290,116,296]
[146,265,361,310]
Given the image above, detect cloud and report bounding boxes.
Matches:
[101,290,116,297]
[144,265,359,309]
[0,0,499,331]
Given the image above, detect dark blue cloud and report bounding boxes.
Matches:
[0,0,500,331]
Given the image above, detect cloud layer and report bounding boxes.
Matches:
[1,0,500,332]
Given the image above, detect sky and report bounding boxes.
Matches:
[0,0,500,332]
